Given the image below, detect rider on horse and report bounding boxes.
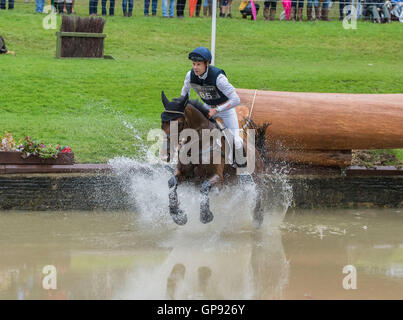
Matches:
[181,46,246,167]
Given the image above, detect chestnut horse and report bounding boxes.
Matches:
[160,91,269,227]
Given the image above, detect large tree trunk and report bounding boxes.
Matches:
[235,89,403,167]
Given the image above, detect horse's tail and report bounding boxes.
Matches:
[245,119,271,165]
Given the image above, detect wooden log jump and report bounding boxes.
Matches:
[235,89,403,167]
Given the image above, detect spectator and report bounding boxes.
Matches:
[194,0,202,16]
[162,0,175,17]
[176,0,186,17]
[390,0,403,21]
[364,0,391,22]
[35,0,44,12]
[55,0,65,14]
[203,0,212,17]
[102,0,115,16]
[290,0,304,20]
[122,0,133,16]
[65,0,73,14]
[0,35,16,56]
[89,0,98,15]
[0,0,14,9]
[263,0,277,20]
[219,0,226,16]
[306,0,314,19]
[318,0,330,20]
[339,0,351,20]
[222,0,233,17]
[144,0,158,16]
[239,0,260,19]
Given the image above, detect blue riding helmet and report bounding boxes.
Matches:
[188,47,212,63]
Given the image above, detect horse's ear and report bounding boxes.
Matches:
[161,91,170,109]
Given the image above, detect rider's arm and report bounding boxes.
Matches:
[180,71,191,98]
[215,74,241,113]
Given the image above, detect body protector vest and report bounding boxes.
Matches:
[190,66,229,106]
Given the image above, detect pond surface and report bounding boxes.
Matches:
[1,208,403,300]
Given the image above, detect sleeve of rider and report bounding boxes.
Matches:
[181,71,191,97]
[216,74,241,112]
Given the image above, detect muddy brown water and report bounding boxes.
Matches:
[0,208,402,300]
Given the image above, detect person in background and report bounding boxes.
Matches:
[89,0,98,15]
[203,0,212,17]
[290,0,304,20]
[144,0,158,16]
[364,0,391,22]
[306,0,315,20]
[219,0,226,16]
[0,0,14,9]
[390,0,403,21]
[162,0,175,17]
[319,0,331,20]
[339,0,351,20]
[102,0,115,16]
[35,0,44,12]
[221,0,233,17]
[64,0,73,13]
[122,0,133,16]
[176,0,186,17]
[194,0,202,16]
[263,0,277,20]
[55,0,65,14]
[0,35,16,56]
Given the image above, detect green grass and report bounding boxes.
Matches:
[0,2,402,163]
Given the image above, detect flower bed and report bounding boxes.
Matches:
[1,132,74,165]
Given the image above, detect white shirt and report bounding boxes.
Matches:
[181,69,241,112]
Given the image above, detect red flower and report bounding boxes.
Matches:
[61,146,72,153]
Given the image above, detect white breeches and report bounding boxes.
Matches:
[217,107,243,150]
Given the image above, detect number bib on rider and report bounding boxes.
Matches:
[190,84,222,101]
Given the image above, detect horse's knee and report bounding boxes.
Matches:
[200,180,212,195]
[168,176,178,189]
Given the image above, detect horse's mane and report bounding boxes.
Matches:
[186,100,219,130]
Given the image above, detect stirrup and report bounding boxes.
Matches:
[232,146,247,168]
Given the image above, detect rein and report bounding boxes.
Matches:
[164,110,185,116]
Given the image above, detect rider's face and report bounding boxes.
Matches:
[192,61,208,76]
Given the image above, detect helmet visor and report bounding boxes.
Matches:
[188,52,207,62]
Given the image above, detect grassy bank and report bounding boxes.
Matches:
[0,3,402,162]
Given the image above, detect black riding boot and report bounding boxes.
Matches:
[233,146,247,168]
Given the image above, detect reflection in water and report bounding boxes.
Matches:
[109,157,292,300]
[116,226,289,300]
[1,208,403,298]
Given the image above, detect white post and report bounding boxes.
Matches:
[211,0,217,65]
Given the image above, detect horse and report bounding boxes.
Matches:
[160,91,270,227]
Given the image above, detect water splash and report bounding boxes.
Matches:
[107,123,293,299]
[108,119,293,232]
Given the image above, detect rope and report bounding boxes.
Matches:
[242,89,257,131]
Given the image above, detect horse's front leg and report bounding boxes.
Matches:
[200,174,222,224]
[253,186,264,228]
[168,171,187,226]
[252,175,264,228]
